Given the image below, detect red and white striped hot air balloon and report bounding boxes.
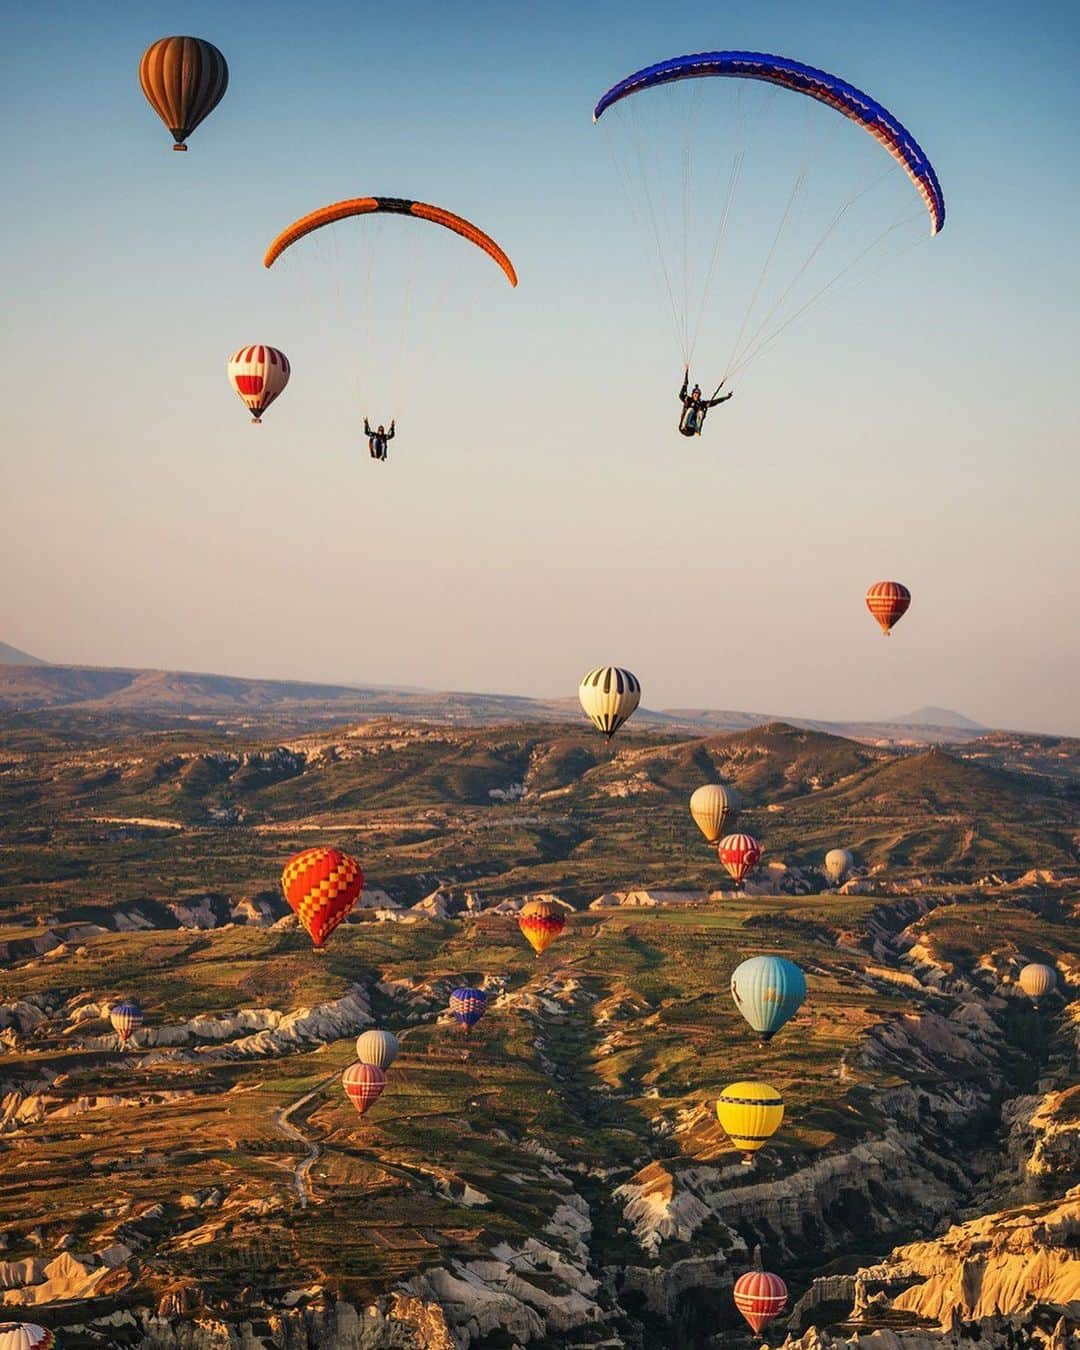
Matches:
[865,580,910,636]
[342,1061,387,1117]
[0,1325,57,1350]
[733,1270,788,1334]
[717,833,762,888]
[227,344,291,423]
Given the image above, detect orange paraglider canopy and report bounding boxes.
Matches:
[264,197,517,287]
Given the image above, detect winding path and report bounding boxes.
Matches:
[275,1072,337,1207]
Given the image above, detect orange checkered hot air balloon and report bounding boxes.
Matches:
[865,580,911,635]
[280,847,363,948]
[518,898,566,956]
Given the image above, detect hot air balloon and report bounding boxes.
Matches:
[0,1326,56,1350]
[227,345,290,423]
[109,1001,143,1049]
[865,581,911,636]
[689,783,740,846]
[824,848,854,885]
[578,667,641,740]
[139,37,228,151]
[449,987,488,1034]
[1019,963,1057,1002]
[716,1081,784,1164]
[733,1271,788,1334]
[280,847,364,949]
[730,956,806,1042]
[342,1061,386,1117]
[518,898,566,956]
[717,833,762,888]
[355,1028,399,1071]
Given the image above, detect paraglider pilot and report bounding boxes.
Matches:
[679,369,732,436]
[365,418,395,461]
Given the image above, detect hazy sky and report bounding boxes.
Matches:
[2,1,1078,733]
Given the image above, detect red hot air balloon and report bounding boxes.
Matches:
[280,848,364,948]
[342,1061,386,1117]
[733,1270,788,1334]
[227,345,291,423]
[865,580,911,636]
[518,898,566,956]
[717,833,762,888]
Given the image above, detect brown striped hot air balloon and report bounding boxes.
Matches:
[139,36,229,151]
[865,580,911,636]
[342,1061,386,1117]
[280,847,363,949]
[733,1270,788,1334]
[518,898,566,956]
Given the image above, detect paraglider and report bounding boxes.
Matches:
[730,956,806,1042]
[355,1029,399,1071]
[365,418,395,461]
[593,52,945,234]
[0,1326,56,1350]
[227,345,290,424]
[716,1081,784,1164]
[679,372,733,436]
[280,847,364,949]
[449,987,488,1035]
[689,783,740,846]
[717,833,762,888]
[109,1001,143,1049]
[733,1270,788,1335]
[139,37,228,151]
[865,581,911,636]
[1019,963,1057,1002]
[264,197,517,287]
[578,667,641,740]
[342,1061,387,1117]
[518,898,566,956]
[824,848,855,885]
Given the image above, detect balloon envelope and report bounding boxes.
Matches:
[1019,963,1056,1000]
[139,36,228,149]
[355,1028,399,1070]
[342,1061,387,1116]
[716,1081,784,1162]
[730,956,806,1041]
[733,1271,788,1334]
[109,1002,143,1045]
[0,1325,56,1350]
[281,847,363,947]
[578,667,641,740]
[824,848,854,884]
[450,987,488,1033]
[866,580,910,635]
[717,833,762,886]
[227,345,290,423]
[689,784,740,845]
[519,898,566,955]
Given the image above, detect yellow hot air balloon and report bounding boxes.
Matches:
[518,898,566,956]
[1018,962,1056,1001]
[716,1081,784,1165]
[690,783,740,846]
[578,666,641,740]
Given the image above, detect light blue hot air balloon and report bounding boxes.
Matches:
[730,956,806,1042]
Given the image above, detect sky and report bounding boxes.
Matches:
[2,0,1078,734]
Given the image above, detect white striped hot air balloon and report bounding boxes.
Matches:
[227,344,291,423]
[355,1029,399,1070]
[578,667,641,741]
[690,783,740,846]
[0,1324,56,1350]
[109,1001,143,1049]
[824,848,854,885]
[1018,963,1056,1002]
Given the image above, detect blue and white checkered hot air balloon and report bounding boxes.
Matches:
[449,988,488,1035]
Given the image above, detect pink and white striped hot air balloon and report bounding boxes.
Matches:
[226,344,291,423]
[342,1061,387,1117]
[733,1270,788,1334]
[0,1324,57,1350]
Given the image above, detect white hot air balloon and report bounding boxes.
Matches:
[824,848,854,885]
[690,783,740,846]
[578,667,641,741]
[227,344,291,423]
[1018,963,1057,1002]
